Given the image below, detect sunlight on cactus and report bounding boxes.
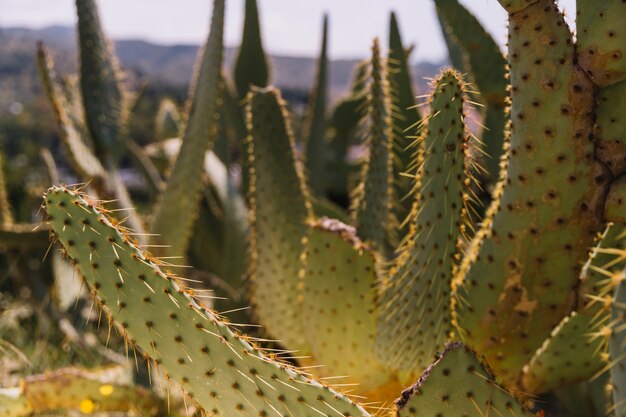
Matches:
[1,0,626,416]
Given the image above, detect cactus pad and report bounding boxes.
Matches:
[395,342,533,417]
[44,186,370,417]
[376,70,469,378]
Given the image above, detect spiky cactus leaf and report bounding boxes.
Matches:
[234,0,270,99]
[150,0,224,258]
[395,343,533,417]
[300,218,398,396]
[376,70,469,379]
[325,63,368,203]
[246,87,313,352]
[577,0,626,87]
[303,15,329,196]
[44,186,369,417]
[36,43,106,183]
[75,0,125,163]
[435,0,507,184]
[351,39,395,252]
[155,98,182,141]
[388,12,421,242]
[454,0,604,384]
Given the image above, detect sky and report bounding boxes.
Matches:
[0,0,577,63]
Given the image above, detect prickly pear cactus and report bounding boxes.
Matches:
[299,218,398,397]
[44,186,370,417]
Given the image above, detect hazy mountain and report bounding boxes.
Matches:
[0,25,445,110]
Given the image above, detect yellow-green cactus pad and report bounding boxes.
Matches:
[44,186,370,417]
[246,87,313,352]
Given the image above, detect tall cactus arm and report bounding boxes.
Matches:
[150,0,224,258]
[350,38,395,252]
[454,0,606,384]
[75,0,125,164]
[375,70,470,380]
[36,43,106,184]
[246,87,313,352]
[303,14,329,196]
[577,0,626,88]
[43,186,370,417]
[435,0,508,184]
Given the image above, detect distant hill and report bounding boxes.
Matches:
[0,25,445,110]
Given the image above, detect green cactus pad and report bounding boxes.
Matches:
[150,0,224,258]
[234,0,270,99]
[376,70,469,379]
[595,81,626,177]
[303,15,329,196]
[454,0,605,384]
[75,0,125,163]
[577,0,626,87]
[395,343,533,417]
[44,186,371,417]
[522,312,606,394]
[246,87,313,352]
[435,0,507,184]
[351,38,395,252]
[300,218,398,396]
[388,12,421,240]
